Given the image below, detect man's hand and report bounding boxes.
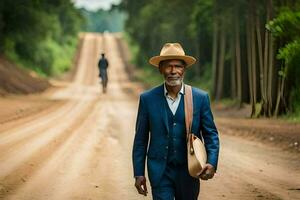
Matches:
[199,163,216,180]
[135,176,148,196]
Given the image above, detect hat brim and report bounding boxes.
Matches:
[149,55,196,67]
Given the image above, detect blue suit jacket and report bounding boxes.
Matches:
[132,84,219,187]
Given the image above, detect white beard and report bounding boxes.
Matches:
[165,77,183,86]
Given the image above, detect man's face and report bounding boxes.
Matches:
[159,59,186,86]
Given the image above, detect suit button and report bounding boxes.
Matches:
[165,146,168,149]
[173,123,176,126]
[164,156,167,160]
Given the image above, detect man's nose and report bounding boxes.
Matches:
[170,66,176,74]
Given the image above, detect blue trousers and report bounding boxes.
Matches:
[151,162,200,200]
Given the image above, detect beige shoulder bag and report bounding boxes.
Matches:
[184,84,207,178]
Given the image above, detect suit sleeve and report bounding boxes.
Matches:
[132,95,149,177]
[200,93,220,170]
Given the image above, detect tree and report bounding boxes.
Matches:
[121,0,300,117]
[0,0,84,75]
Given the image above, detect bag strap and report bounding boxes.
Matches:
[184,84,193,136]
[184,84,195,154]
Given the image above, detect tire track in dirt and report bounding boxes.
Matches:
[2,99,103,200]
[0,100,78,150]
[0,34,96,161]
[0,98,65,127]
[0,98,98,198]
[201,130,300,200]
[0,33,101,199]
[0,33,95,133]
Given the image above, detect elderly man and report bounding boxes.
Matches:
[132,43,219,200]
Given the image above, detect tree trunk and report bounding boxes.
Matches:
[255,10,266,116]
[235,12,242,107]
[212,18,218,98]
[274,65,286,117]
[216,23,226,100]
[267,34,274,116]
[263,2,270,116]
[250,1,257,116]
[230,35,237,99]
[246,10,254,117]
[267,0,274,116]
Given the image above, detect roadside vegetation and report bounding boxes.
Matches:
[0,1,127,77]
[0,0,84,76]
[80,5,126,33]
[120,0,300,119]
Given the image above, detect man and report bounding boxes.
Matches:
[98,53,109,93]
[132,43,219,199]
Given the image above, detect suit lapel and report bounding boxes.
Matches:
[155,84,169,134]
[161,96,170,134]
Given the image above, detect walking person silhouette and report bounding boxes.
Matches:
[98,53,109,93]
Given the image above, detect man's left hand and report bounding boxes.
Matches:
[199,163,216,180]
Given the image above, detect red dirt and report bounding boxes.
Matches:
[0,56,50,96]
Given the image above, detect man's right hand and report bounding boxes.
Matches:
[134,176,148,196]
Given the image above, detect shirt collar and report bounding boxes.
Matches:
[164,82,185,97]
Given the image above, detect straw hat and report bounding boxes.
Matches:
[149,43,196,67]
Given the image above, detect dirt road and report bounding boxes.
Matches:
[0,33,299,200]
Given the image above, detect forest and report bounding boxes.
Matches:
[121,0,300,118]
[0,1,126,76]
[0,0,84,76]
[80,5,126,33]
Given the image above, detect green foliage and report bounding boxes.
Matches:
[290,88,300,113]
[281,87,300,122]
[35,36,78,75]
[80,8,126,33]
[267,8,300,114]
[122,0,197,70]
[267,8,300,69]
[266,8,300,39]
[122,0,300,116]
[135,67,163,89]
[122,32,140,65]
[277,40,300,65]
[123,33,163,88]
[0,0,84,76]
[189,0,213,38]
